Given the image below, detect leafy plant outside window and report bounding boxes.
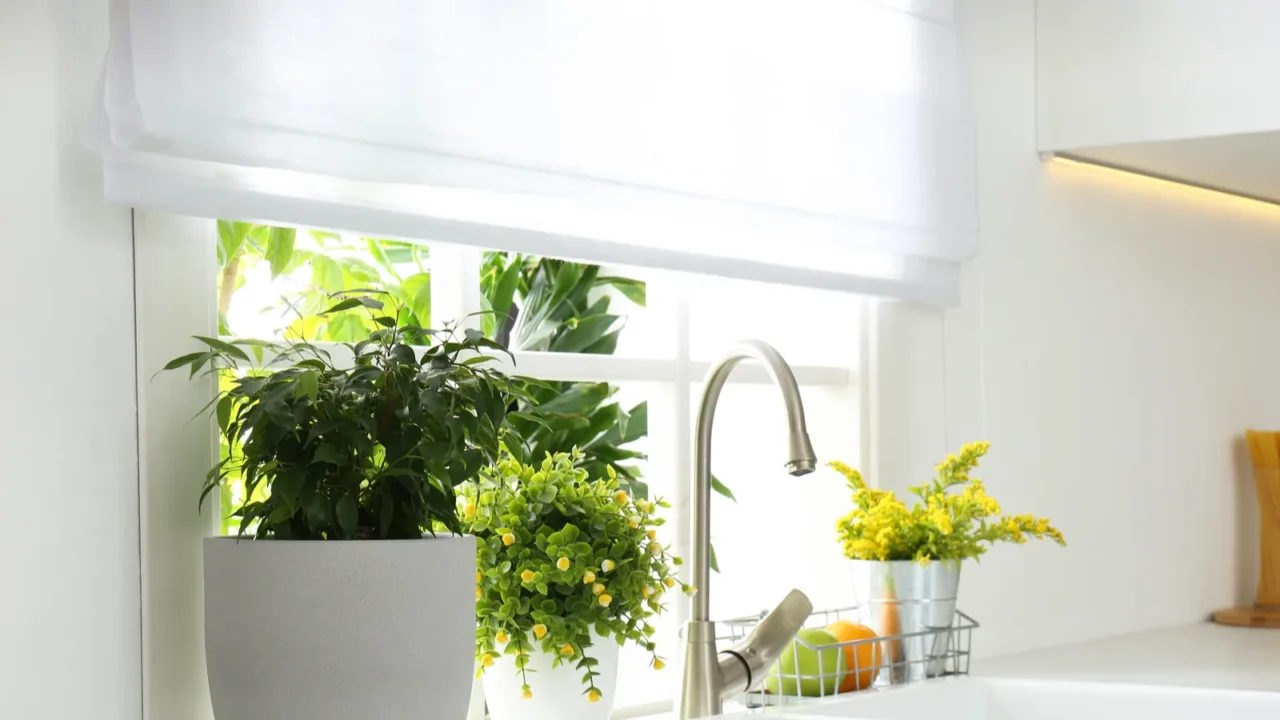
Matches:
[213,222,651,534]
[480,254,650,497]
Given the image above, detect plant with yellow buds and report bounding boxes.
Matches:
[461,449,690,702]
[832,442,1066,563]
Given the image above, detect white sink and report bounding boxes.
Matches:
[719,678,1280,719]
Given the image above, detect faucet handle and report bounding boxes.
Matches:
[716,589,814,698]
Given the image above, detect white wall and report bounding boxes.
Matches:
[134,212,217,720]
[872,0,1280,659]
[0,1,142,718]
[1036,0,1280,150]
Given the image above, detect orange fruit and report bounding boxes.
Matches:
[826,620,881,692]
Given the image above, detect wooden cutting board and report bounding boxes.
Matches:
[1213,430,1280,628]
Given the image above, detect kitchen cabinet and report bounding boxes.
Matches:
[1037,0,1280,203]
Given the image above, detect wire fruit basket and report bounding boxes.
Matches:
[718,605,978,707]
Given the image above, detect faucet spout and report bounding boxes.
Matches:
[677,340,818,720]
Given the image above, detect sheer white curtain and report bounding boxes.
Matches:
[93,0,977,305]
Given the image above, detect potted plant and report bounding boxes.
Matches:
[167,296,539,720]
[831,442,1066,683]
[459,450,692,720]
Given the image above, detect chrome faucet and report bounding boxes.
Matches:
[676,340,819,720]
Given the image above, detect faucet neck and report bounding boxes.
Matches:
[689,340,817,622]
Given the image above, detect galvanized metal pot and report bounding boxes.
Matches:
[203,535,476,720]
[848,559,961,684]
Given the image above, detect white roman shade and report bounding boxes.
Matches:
[93,0,977,306]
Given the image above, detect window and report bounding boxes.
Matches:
[214,222,864,713]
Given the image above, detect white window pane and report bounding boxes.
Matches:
[607,266,674,360]
[699,383,861,621]
[687,275,861,365]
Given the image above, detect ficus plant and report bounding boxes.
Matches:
[460,450,694,702]
[167,294,544,539]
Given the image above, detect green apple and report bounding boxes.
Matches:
[764,628,845,697]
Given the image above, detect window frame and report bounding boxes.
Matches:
[135,219,868,720]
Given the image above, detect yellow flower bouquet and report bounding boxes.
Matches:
[808,443,1067,689]
[833,442,1065,563]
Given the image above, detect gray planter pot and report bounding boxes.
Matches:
[204,535,476,720]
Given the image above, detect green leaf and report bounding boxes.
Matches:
[508,410,551,430]
[486,262,521,333]
[304,492,330,530]
[550,262,586,309]
[623,402,646,441]
[162,351,209,371]
[711,476,737,503]
[709,543,720,574]
[549,315,620,354]
[311,255,344,293]
[312,444,344,465]
[215,396,234,432]
[340,257,382,283]
[400,273,431,328]
[336,495,358,536]
[265,226,297,279]
[193,336,252,363]
[535,383,612,416]
[216,221,254,269]
[326,313,367,342]
[309,230,342,245]
[598,276,646,307]
[581,331,620,356]
[274,469,305,508]
[365,239,401,280]
[321,298,364,315]
[295,370,319,401]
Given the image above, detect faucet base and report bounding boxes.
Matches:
[676,589,816,719]
[676,620,722,720]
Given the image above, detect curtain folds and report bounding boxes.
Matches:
[93,0,977,306]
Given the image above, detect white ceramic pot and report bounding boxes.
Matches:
[203,535,476,720]
[482,631,620,720]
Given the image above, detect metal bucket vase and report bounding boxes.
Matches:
[848,559,961,684]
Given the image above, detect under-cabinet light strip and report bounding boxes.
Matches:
[1046,153,1280,218]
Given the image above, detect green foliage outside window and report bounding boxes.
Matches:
[214,222,650,532]
[481,254,649,497]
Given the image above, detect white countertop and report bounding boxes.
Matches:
[631,622,1280,719]
[977,621,1280,693]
